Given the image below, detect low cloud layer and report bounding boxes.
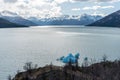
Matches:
[83,5,114,10]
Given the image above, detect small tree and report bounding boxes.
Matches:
[23,62,38,71]
[90,58,96,65]
[82,57,89,67]
[8,75,12,80]
[50,62,53,71]
[16,70,20,74]
[102,54,108,62]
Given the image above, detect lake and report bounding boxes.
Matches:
[0,26,120,80]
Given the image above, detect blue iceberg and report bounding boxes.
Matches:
[59,53,80,64]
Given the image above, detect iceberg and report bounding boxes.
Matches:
[59,53,80,64]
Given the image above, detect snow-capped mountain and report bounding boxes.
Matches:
[88,10,120,27]
[28,14,102,25]
[0,10,37,26]
[0,10,102,26]
[80,14,102,22]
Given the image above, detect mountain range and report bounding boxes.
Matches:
[28,14,102,25]
[88,10,120,27]
[0,10,120,28]
[0,11,102,28]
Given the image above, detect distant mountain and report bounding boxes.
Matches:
[0,10,37,26]
[88,10,120,27]
[0,18,27,28]
[28,14,102,25]
[0,10,102,26]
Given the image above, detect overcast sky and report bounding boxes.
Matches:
[0,0,120,18]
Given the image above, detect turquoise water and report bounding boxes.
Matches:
[0,26,120,80]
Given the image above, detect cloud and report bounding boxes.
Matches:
[0,0,118,18]
[54,0,68,4]
[83,5,114,10]
[73,0,89,1]
[3,0,18,3]
[72,8,81,11]
[72,0,120,2]
[0,0,63,18]
[110,0,120,3]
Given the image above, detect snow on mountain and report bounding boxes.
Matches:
[0,10,102,26]
[28,14,102,25]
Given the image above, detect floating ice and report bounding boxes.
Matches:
[59,53,80,64]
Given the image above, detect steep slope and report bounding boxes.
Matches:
[2,16,37,26]
[88,10,120,27]
[0,18,27,28]
[0,10,37,26]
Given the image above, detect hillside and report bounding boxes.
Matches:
[13,60,120,80]
[0,18,27,28]
[0,10,37,26]
[88,10,120,27]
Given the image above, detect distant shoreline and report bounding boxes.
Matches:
[0,25,120,29]
[0,26,29,28]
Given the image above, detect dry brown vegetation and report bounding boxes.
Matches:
[13,59,120,80]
